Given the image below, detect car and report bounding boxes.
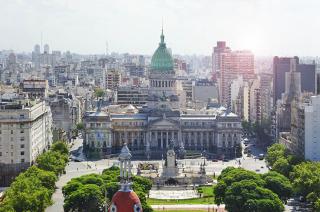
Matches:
[223,158,229,162]
[261,166,264,168]
[255,169,260,172]
[212,159,218,162]
[258,154,264,160]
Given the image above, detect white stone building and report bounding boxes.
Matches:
[0,99,52,186]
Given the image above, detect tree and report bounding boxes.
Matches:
[214,168,265,204]
[224,180,284,212]
[64,184,105,212]
[51,141,69,155]
[62,166,154,212]
[262,171,292,201]
[18,166,57,192]
[5,177,52,212]
[36,151,68,175]
[94,88,105,98]
[265,144,287,167]
[290,162,320,197]
[62,181,83,197]
[272,157,291,177]
[76,123,85,131]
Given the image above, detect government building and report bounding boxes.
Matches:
[83,30,242,159]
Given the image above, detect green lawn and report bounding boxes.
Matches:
[148,186,214,205]
[148,197,214,205]
[154,210,207,212]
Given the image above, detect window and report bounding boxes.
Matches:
[0,152,2,156]
[11,145,13,149]
[11,130,13,134]
[20,114,25,119]
[20,144,25,148]
[20,151,24,156]
[21,137,25,141]
[0,130,1,134]
[11,152,13,156]
[21,159,25,163]
[20,129,24,133]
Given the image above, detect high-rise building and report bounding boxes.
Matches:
[218,48,255,107]
[43,44,50,54]
[212,41,231,73]
[304,95,320,161]
[21,79,49,99]
[106,69,121,90]
[0,99,52,186]
[273,56,316,105]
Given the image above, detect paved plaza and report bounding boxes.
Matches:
[46,137,268,212]
[149,189,199,199]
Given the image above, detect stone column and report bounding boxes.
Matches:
[128,160,131,178]
[120,160,123,178]
[147,131,151,151]
[200,132,204,149]
[166,131,169,147]
[123,161,127,178]
[194,132,198,150]
[206,132,209,148]
[155,131,158,148]
[160,131,163,149]
[137,131,140,149]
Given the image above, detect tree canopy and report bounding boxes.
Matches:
[62,166,153,212]
[214,167,285,212]
[0,141,69,212]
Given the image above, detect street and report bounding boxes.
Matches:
[46,136,269,212]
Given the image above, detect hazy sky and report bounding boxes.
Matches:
[1,0,320,56]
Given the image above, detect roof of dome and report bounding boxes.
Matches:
[110,190,142,212]
[119,144,132,160]
[150,29,174,72]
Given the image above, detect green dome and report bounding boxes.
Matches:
[150,30,174,72]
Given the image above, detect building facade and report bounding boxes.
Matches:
[0,99,52,186]
[84,107,242,159]
[83,30,242,159]
[273,56,316,105]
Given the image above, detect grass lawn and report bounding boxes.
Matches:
[148,186,215,205]
[147,196,214,205]
[154,210,207,212]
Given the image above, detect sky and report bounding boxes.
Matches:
[0,0,320,56]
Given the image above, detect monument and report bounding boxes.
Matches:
[162,142,178,177]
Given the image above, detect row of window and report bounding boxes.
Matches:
[0,129,25,134]
[220,123,239,128]
[0,151,25,157]
[0,158,25,163]
[0,123,26,128]
[183,122,214,127]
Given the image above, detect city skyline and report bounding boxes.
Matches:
[1,0,320,56]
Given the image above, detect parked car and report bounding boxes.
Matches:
[212,159,219,162]
[259,154,264,160]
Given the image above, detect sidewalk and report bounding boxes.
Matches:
[152,204,226,211]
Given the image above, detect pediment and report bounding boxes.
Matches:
[149,118,179,128]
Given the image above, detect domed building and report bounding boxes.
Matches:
[109,144,142,212]
[148,28,179,110]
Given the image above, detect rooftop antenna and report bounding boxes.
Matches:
[105,41,109,56]
[162,17,164,34]
[41,32,43,53]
